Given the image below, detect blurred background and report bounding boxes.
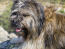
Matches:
[0,0,13,32]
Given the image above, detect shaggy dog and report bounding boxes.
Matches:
[10,0,65,49]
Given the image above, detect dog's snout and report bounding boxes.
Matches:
[10,15,17,21]
[11,20,18,27]
[11,20,16,24]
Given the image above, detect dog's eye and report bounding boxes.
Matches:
[23,14,29,17]
[12,12,18,15]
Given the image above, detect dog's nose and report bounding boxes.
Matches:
[11,20,18,27]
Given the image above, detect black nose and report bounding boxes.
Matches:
[11,20,18,27]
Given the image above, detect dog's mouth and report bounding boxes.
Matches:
[16,28,22,32]
[15,27,28,38]
[16,27,28,33]
[10,21,29,38]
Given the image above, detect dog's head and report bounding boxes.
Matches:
[10,0,45,38]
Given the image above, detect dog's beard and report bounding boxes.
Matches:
[10,11,37,39]
[10,15,37,37]
[21,17,36,32]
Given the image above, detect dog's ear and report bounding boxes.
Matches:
[36,3,45,35]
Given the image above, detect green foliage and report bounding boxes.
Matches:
[59,9,64,13]
[58,9,65,14]
[0,1,13,32]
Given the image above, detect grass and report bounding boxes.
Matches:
[0,1,13,32]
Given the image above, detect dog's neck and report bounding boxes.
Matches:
[19,31,45,49]
[26,27,44,41]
